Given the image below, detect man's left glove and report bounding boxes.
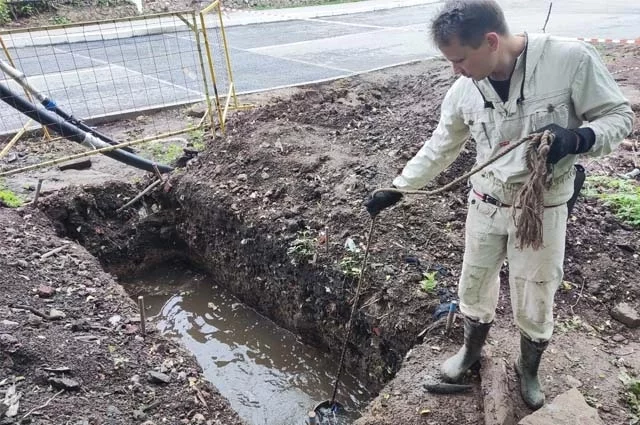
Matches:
[365,190,403,217]
[537,124,595,164]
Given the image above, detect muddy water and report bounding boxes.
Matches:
[124,265,372,425]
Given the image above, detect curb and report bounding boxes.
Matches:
[577,37,640,45]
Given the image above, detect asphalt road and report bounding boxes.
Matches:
[0,0,638,135]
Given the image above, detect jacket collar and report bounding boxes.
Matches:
[473,33,550,114]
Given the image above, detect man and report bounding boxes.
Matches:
[365,0,634,410]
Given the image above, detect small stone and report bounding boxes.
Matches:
[519,388,604,425]
[0,306,11,318]
[108,315,122,326]
[0,320,19,328]
[106,405,121,416]
[612,334,626,342]
[27,315,43,327]
[610,303,640,328]
[37,285,55,298]
[141,421,156,425]
[147,371,170,384]
[237,173,248,182]
[48,377,81,391]
[71,319,90,332]
[187,103,207,118]
[0,333,18,347]
[563,374,582,388]
[190,413,206,424]
[124,324,138,334]
[48,309,66,320]
[260,172,270,180]
[408,272,423,282]
[132,409,146,420]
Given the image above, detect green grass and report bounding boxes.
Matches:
[583,175,640,226]
[338,237,364,278]
[188,129,206,151]
[419,271,437,294]
[0,182,23,208]
[556,315,583,333]
[619,369,640,424]
[339,252,362,278]
[287,229,317,265]
[143,142,184,164]
[51,15,71,25]
[0,0,10,25]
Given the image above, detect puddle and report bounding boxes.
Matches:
[123,265,372,425]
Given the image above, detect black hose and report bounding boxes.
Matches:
[40,98,135,153]
[0,82,172,174]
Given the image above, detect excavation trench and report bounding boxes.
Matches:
[122,262,371,424]
[36,65,476,424]
[40,180,407,424]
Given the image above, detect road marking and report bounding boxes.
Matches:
[232,46,355,73]
[54,46,205,98]
[164,33,195,43]
[248,27,391,53]
[577,37,640,45]
[306,17,392,30]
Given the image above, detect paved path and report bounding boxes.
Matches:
[0,0,638,134]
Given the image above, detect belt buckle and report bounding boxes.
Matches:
[483,194,503,207]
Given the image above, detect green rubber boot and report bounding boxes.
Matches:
[441,316,491,383]
[515,334,548,410]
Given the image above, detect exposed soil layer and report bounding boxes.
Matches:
[0,205,244,425]
[1,45,639,425]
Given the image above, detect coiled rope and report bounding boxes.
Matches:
[373,130,555,250]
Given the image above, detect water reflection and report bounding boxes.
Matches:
[124,266,371,425]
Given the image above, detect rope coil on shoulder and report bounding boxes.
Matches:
[372,130,555,250]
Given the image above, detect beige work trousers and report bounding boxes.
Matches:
[458,195,568,342]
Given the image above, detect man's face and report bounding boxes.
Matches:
[439,34,498,81]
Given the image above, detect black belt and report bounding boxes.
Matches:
[472,189,565,209]
[473,189,511,207]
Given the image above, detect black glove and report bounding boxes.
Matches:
[538,124,595,164]
[365,190,403,217]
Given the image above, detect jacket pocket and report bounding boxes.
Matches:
[462,109,496,150]
[532,102,570,130]
[527,89,571,130]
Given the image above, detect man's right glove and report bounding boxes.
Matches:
[365,190,403,217]
[538,124,596,164]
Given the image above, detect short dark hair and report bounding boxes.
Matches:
[431,0,508,48]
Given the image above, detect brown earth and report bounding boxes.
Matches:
[1,45,639,425]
